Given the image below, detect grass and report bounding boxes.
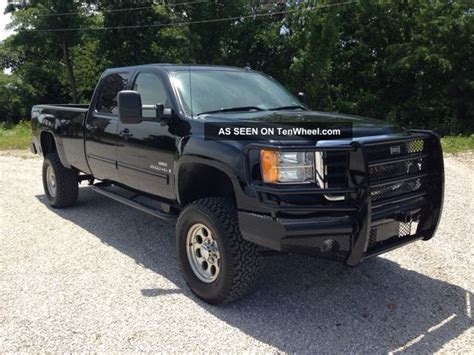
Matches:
[0,121,473,153]
[441,135,474,154]
[0,121,32,150]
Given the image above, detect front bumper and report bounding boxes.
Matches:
[239,130,444,266]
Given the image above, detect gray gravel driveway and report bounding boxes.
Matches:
[0,151,473,353]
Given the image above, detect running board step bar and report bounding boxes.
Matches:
[91,184,177,223]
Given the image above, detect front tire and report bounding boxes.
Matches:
[42,153,78,208]
[176,198,261,304]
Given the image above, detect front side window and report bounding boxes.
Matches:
[96,73,129,115]
[170,70,301,116]
[133,73,170,118]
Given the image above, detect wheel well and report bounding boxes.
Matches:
[40,131,57,155]
[178,163,235,206]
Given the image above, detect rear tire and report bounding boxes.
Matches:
[42,153,78,208]
[176,198,261,304]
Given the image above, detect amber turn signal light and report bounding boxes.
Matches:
[260,149,279,183]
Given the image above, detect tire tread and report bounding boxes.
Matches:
[177,198,261,304]
[43,153,78,208]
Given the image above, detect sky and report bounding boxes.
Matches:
[0,0,14,42]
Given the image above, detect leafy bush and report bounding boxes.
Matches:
[0,120,31,149]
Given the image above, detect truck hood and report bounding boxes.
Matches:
[199,110,403,138]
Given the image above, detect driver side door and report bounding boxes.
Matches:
[116,71,176,199]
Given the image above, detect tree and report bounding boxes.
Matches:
[182,0,248,64]
[222,0,295,83]
[0,0,472,133]
[0,72,28,122]
[287,0,474,134]
[5,0,86,103]
[0,35,66,121]
[94,0,192,67]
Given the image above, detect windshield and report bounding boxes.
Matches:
[170,70,302,116]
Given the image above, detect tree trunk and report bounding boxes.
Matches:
[60,39,78,104]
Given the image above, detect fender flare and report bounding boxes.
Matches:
[174,155,244,206]
[39,129,71,169]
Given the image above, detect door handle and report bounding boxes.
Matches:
[119,128,133,139]
[88,124,99,137]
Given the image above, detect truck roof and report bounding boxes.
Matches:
[103,64,250,75]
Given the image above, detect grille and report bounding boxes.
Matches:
[366,139,425,161]
[367,137,430,204]
[369,157,426,181]
[365,136,432,252]
[371,176,426,202]
[399,221,412,237]
[368,227,378,248]
[368,220,418,250]
[325,151,349,188]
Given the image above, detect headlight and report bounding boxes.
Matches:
[260,150,315,184]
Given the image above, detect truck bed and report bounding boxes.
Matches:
[31,103,91,174]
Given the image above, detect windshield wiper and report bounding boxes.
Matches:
[197,106,265,116]
[268,105,307,111]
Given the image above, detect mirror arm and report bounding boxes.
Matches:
[160,108,173,126]
[141,103,173,124]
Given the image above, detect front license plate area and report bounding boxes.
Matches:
[373,221,401,243]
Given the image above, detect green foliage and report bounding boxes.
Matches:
[5,0,87,102]
[441,135,474,153]
[287,0,474,134]
[0,121,31,150]
[71,36,109,102]
[0,0,472,134]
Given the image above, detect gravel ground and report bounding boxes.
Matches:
[0,151,473,353]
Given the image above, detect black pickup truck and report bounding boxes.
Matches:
[31,64,444,304]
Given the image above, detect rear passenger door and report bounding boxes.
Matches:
[116,70,176,199]
[85,72,129,181]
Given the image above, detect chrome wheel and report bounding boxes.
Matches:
[46,165,57,198]
[186,223,221,283]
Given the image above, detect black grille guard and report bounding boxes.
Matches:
[244,129,445,266]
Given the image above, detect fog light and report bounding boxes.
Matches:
[320,238,334,253]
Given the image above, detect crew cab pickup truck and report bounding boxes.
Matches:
[31,64,444,304]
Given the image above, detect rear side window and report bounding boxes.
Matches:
[96,73,129,115]
[133,72,170,118]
